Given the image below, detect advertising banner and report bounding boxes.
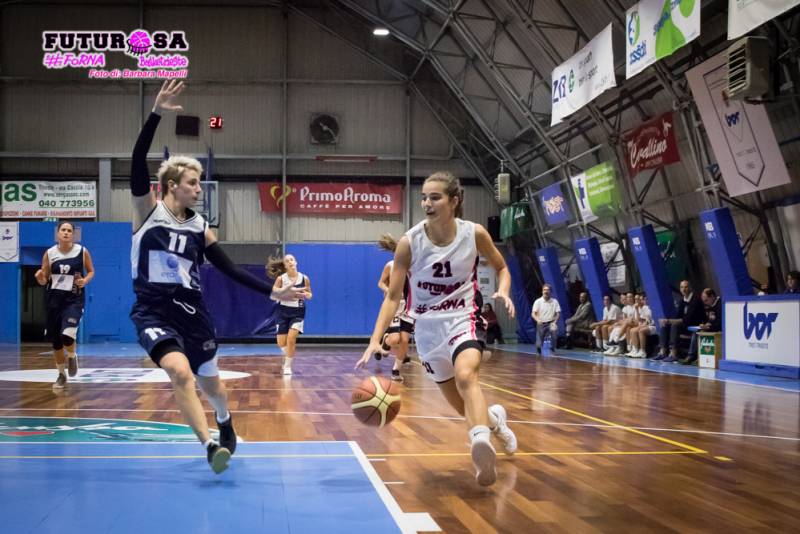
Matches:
[728,0,800,39]
[622,111,681,176]
[0,222,19,262]
[258,182,403,215]
[570,162,622,223]
[626,0,701,79]
[540,182,571,226]
[724,299,800,367]
[0,181,96,219]
[686,53,791,197]
[551,24,616,126]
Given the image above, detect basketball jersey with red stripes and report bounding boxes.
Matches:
[404,218,479,322]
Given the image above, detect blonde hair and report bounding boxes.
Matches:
[378,233,398,252]
[424,171,464,218]
[156,155,203,196]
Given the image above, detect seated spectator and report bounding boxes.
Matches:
[626,293,655,358]
[654,280,705,362]
[681,288,722,365]
[604,291,636,355]
[786,270,799,295]
[532,284,561,355]
[590,295,621,351]
[564,291,593,349]
[482,303,504,345]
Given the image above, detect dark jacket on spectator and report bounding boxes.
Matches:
[704,297,722,331]
[678,293,705,326]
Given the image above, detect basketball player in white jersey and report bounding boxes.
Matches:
[267,254,312,376]
[356,171,517,486]
[376,234,414,382]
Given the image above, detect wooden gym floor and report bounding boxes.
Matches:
[0,343,798,533]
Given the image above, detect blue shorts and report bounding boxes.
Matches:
[276,305,305,335]
[46,302,83,343]
[130,295,218,376]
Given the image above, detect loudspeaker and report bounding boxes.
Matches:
[176,115,200,136]
[727,36,770,100]
[487,216,501,242]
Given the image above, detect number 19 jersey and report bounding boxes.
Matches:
[131,201,207,301]
[405,218,480,322]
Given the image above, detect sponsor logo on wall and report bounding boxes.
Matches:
[622,112,681,176]
[257,182,403,215]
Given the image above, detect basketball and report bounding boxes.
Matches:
[351,376,402,427]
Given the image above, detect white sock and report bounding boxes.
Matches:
[469,425,492,444]
[216,411,230,424]
[203,438,218,449]
[56,363,66,374]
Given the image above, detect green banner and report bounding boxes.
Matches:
[500,202,533,239]
[571,161,622,223]
[656,229,689,286]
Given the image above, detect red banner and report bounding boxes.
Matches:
[622,112,681,177]
[258,182,403,215]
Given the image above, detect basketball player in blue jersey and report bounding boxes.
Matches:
[376,234,414,382]
[130,80,303,474]
[267,254,312,376]
[357,171,518,486]
[34,221,95,390]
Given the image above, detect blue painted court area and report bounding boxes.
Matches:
[502,344,800,392]
[0,441,408,534]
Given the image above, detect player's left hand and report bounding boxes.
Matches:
[492,292,515,318]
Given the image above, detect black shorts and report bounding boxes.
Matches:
[130,295,218,376]
[45,302,83,342]
[276,305,305,335]
[386,318,414,335]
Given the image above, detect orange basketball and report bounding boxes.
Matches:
[351,376,402,427]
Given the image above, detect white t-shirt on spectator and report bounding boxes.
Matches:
[602,304,621,322]
[532,297,561,323]
[638,305,653,325]
[621,304,636,320]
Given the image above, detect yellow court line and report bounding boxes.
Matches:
[480,381,707,454]
[0,450,702,460]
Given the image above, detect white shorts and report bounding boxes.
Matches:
[414,313,485,383]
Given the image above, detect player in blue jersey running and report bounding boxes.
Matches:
[129,80,303,474]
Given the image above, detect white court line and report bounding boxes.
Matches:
[349,441,421,534]
[2,408,797,442]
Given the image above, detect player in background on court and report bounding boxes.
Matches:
[35,221,95,390]
[267,254,312,376]
[376,233,414,382]
[129,80,303,474]
[357,171,518,486]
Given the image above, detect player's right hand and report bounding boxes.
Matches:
[34,269,47,285]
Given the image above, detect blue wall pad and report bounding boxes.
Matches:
[719,359,800,379]
[504,251,536,343]
[628,225,676,323]
[535,246,572,332]
[286,243,389,336]
[700,207,753,298]
[1,222,136,344]
[201,264,279,338]
[574,237,611,322]
[0,441,407,534]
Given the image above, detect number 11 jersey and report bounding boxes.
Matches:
[131,201,207,300]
